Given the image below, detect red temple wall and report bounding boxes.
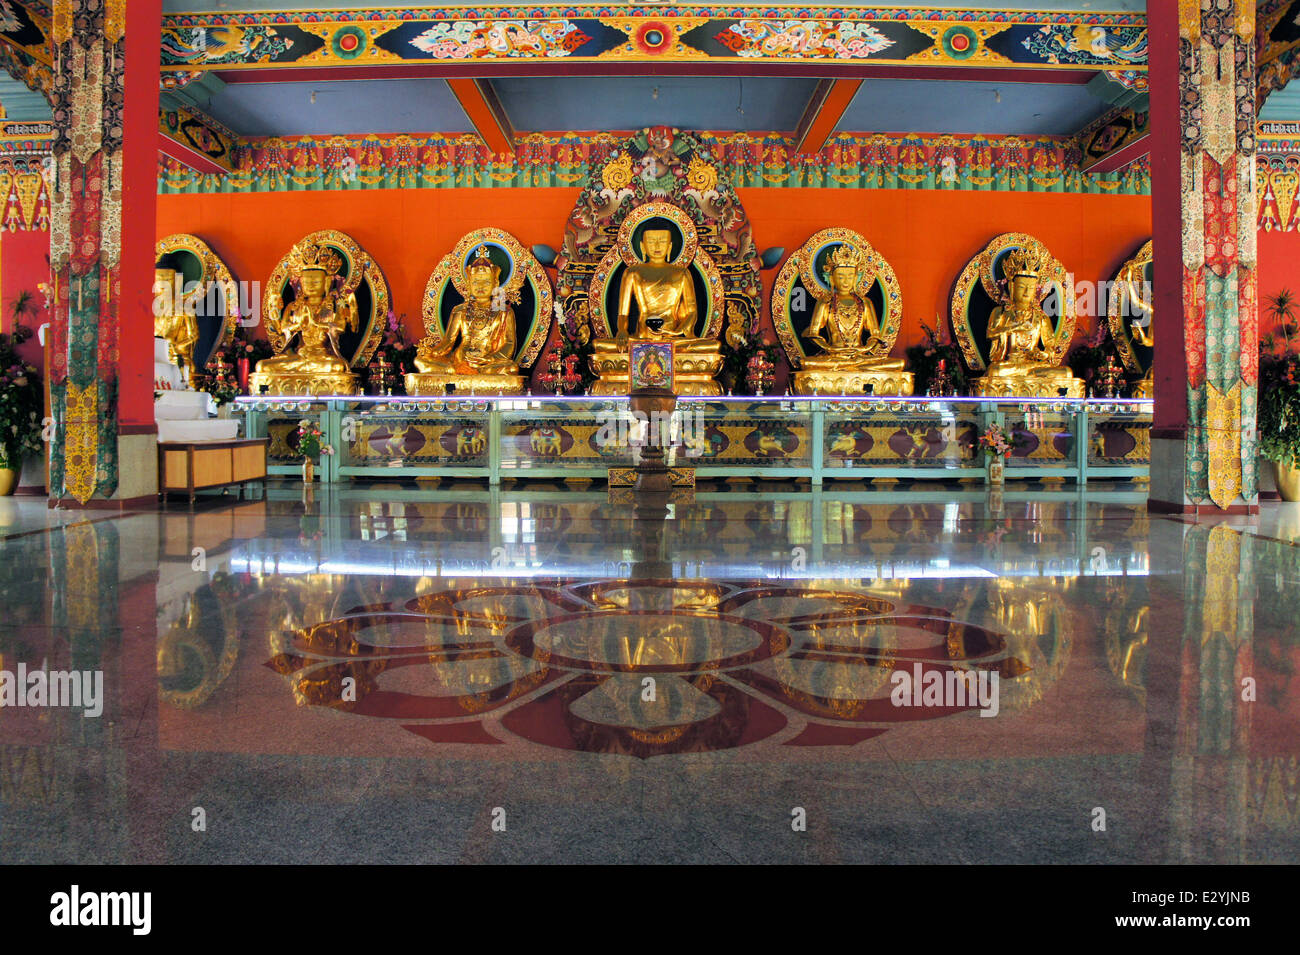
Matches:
[155,187,1153,353]
[1258,228,1300,341]
[0,226,52,371]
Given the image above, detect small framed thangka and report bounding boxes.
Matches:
[629,341,674,391]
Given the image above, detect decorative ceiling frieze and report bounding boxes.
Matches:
[156,128,1152,198]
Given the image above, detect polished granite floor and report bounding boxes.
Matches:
[0,479,1296,864]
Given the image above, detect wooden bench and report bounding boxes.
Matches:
[158,438,269,505]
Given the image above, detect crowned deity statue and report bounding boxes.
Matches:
[255,244,358,379]
[593,229,720,356]
[415,245,519,378]
[977,248,1083,398]
[153,268,200,384]
[801,244,905,373]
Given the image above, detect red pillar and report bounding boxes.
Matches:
[120,0,162,428]
[1147,1,1188,438]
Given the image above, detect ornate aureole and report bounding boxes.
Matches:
[949,232,1077,372]
[420,227,553,369]
[1106,239,1153,375]
[263,229,390,369]
[155,233,239,371]
[771,227,904,369]
[588,201,724,340]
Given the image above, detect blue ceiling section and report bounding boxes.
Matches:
[0,75,50,121]
[1261,81,1300,120]
[837,79,1112,136]
[203,79,474,136]
[492,76,818,134]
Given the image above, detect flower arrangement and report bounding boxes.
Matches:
[719,309,782,395]
[544,300,596,394]
[538,350,583,395]
[905,319,969,396]
[977,422,1018,458]
[199,353,240,407]
[370,311,417,394]
[231,328,275,368]
[746,350,776,395]
[294,419,334,459]
[1065,323,1126,396]
[0,320,42,470]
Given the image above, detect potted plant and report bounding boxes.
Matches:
[0,320,43,495]
[294,419,334,484]
[1259,307,1300,500]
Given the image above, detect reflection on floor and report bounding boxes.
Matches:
[1,479,1297,863]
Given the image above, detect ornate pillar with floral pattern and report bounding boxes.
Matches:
[47,0,160,504]
[1149,0,1259,512]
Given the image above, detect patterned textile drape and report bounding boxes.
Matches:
[1179,0,1258,509]
[47,0,125,503]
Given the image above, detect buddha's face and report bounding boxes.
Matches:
[830,265,858,297]
[300,269,328,299]
[466,264,497,301]
[1010,274,1039,305]
[640,230,673,264]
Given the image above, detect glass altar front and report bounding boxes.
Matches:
[235,395,1152,486]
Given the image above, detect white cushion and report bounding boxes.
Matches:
[157,419,240,443]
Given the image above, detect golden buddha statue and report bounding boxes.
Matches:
[407,244,524,395]
[595,230,719,354]
[250,244,360,396]
[975,249,1084,398]
[590,226,724,396]
[793,244,913,396]
[1125,272,1154,399]
[153,268,199,384]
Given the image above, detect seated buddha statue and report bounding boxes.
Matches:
[976,249,1083,398]
[594,229,720,355]
[153,268,199,384]
[416,246,519,377]
[406,245,525,395]
[802,245,905,373]
[253,245,359,394]
[589,227,723,395]
[792,244,913,396]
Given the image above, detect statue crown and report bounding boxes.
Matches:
[823,244,862,275]
[466,244,500,280]
[294,244,345,277]
[1001,248,1046,282]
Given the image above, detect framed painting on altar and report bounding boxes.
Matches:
[630,341,673,391]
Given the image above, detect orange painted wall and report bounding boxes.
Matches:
[156,187,1152,352]
[1259,229,1300,339]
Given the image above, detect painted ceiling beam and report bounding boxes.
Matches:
[0,0,53,104]
[1075,105,1149,174]
[445,78,515,154]
[212,62,1101,86]
[157,9,1150,75]
[158,102,241,175]
[1258,0,1300,69]
[793,78,861,155]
